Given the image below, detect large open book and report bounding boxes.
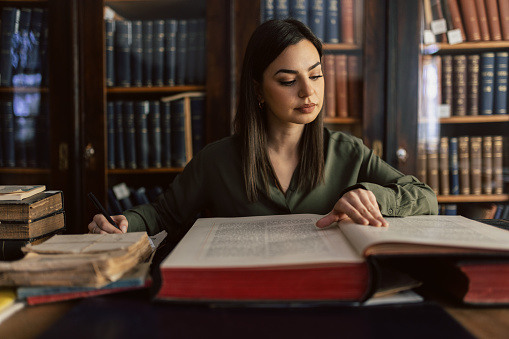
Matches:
[156,214,509,302]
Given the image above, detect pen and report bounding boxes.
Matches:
[88,192,119,229]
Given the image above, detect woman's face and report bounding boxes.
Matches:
[257,39,324,128]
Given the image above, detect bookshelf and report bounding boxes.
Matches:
[79,0,232,226]
[0,0,81,231]
[387,0,509,218]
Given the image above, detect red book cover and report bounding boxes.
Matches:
[447,0,467,40]
[323,54,336,118]
[485,0,502,40]
[474,0,492,40]
[499,0,509,40]
[459,0,482,41]
[340,0,355,44]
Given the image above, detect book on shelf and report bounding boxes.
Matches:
[426,138,440,195]
[323,54,336,118]
[480,52,495,115]
[163,19,177,86]
[142,20,153,87]
[0,232,153,288]
[134,101,150,169]
[161,101,172,167]
[482,136,493,194]
[493,135,504,194]
[113,101,126,169]
[452,55,467,116]
[148,101,162,168]
[449,137,460,194]
[469,136,482,195]
[441,55,453,109]
[485,0,502,40]
[105,19,115,87]
[494,51,508,115]
[107,101,116,169]
[340,0,355,44]
[190,95,206,156]
[417,141,428,184]
[334,54,348,118]
[458,136,471,194]
[156,214,509,303]
[153,20,165,87]
[290,0,308,26]
[430,0,448,42]
[324,0,339,44]
[175,20,187,86]
[459,0,482,41]
[0,185,46,201]
[347,55,361,118]
[467,54,480,116]
[500,0,509,40]
[131,20,143,87]
[446,0,467,40]
[275,0,290,19]
[473,0,491,40]
[0,7,20,87]
[439,136,450,195]
[114,20,131,87]
[309,0,325,41]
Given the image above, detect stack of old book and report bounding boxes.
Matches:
[0,185,66,261]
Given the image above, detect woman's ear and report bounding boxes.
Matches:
[253,80,263,102]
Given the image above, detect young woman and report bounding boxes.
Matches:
[88,19,438,239]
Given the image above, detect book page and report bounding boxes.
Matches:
[163,214,363,269]
[339,215,509,256]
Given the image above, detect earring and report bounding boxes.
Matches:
[258,101,264,110]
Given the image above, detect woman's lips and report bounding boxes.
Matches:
[296,103,316,113]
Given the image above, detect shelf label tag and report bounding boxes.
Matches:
[423,30,436,45]
[431,19,447,35]
[438,104,451,118]
[447,29,463,45]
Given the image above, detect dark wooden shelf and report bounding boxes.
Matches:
[0,87,49,93]
[323,43,362,52]
[422,41,509,54]
[437,194,509,203]
[107,86,206,94]
[108,168,184,175]
[0,168,50,174]
[439,115,509,124]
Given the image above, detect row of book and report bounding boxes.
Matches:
[422,52,508,117]
[0,99,50,169]
[0,186,65,261]
[323,54,361,118]
[107,93,205,170]
[107,183,163,216]
[0,7,48,87]
[418,135,505,196]
[424,0,509,44]
[261,0,360,44]
[105,18,206,88]
[439,202,509,219]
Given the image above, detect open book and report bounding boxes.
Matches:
[156,214,509,302]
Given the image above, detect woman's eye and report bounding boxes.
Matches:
[310,75,323,80]
[279,80,296,86]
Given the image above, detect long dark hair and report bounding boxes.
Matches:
[233,18,325,202]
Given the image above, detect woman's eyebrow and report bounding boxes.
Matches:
[273,61,321,76]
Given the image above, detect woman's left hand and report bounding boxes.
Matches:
[316,188,388,228]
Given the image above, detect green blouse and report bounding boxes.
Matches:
[124,129,438,239]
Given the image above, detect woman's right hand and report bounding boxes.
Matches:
[88,214,128,234]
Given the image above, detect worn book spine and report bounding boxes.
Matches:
[449,137,460,195]
[261,0,275,22]
[290,0,308,25]
[469,136,482,195]
[148,101,162,168]
[191,96,205,155]
[485,0,502,40]
[474,0,492,40]
[493,135,503,194]
[164,19,177,86]
[459,0,482,41]
[171,98,187,168]
[195,19,206,85]
[427,139,440,195]
[123,101,137,169]
[152,20,165,87]
[0,210,65,240]
[325,0,339,43]
[275,0,290,19]
[441,0,455,30]
[309,0,325,41]
[439,137,450,196]
[176,20,188,85]
[441,55,453,109]
[458,136,471,194]
[340,0,355,43]
[2,101,15,167]
[114,20,131,87]
[107,102,115,169]
[186,19,199,85]
[134,101,149,169]
[480,52,495,115]
[417,141,428,184]
[424,0,434,30]
[447,0,467,40]
[467,54,480,115]
[323,54,336,118]
[114,101,126,169]
[482,136,493,194]
[494,51,508,114]
[0,8,20,87]
[453,55,467,116]
[0,191,63,222]
[161,101,172,167]
[335,54,348,118]
[347,55,361,117]
[24,7,43,87]
[142,21,153,87]
[105,19,115,87]
[130,20,143,87]
[499,0,509,40]
[431,0,448,42]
